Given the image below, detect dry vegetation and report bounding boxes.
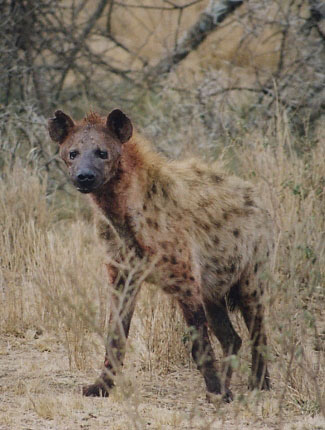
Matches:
[0,0,325,429]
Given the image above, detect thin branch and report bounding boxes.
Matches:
[275,0,296,78]
[163,0,203,8]
[106,0,115,34]
[114,2,178,10]
[114,0,202,10]
[55,0,110,100]
[95,31,148,66]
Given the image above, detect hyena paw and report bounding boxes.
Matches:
[248,374,271,391]
[222,388,234,403]
[82,381,111,397]
[206,388,233,404]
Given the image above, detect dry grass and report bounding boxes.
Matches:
[0,101,324,429]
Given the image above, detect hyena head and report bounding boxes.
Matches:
[48,109,133,193]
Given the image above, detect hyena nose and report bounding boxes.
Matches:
[77,171,95,185]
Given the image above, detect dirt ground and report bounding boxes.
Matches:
[0,334,324,430]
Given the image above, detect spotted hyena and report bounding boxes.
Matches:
[48,109,273,402]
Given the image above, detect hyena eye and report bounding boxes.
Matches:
[95,149,108,159]
[69,150,78,160]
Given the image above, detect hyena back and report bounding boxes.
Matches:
[48,109,273,402]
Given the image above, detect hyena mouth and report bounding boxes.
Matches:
[77,187,94,194]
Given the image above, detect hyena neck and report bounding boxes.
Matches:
[90,171,126,223]
[90,139,161,227]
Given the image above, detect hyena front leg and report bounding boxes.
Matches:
[83,274,140,397]
[178,299,233,402]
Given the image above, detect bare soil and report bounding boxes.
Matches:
[0,334,323,430]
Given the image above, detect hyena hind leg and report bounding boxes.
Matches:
[178,299,233,402]
[204,297,242,392]
[238,276,271,391]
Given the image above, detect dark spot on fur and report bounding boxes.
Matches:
[152,183,157,194]
[163,256,169,263]
[233,229,240,237]
[171,256,177,265]
[146,191,151,199]
[169,273,175,279]
[254,263,259,273]
[189,276,195,281]
[223,212,229,220]
[219,280,226,286]
[99,228,111,241]
[211,257,219,266]
[143,204,147,211]
[182,273,187,279]
[204,198,214,207]
[254,245,258,253]
[214,236,220,245]
[267,251,270,257]
[216,268,223,275]
[213,221,221,229]
[245,280,249,286]
[232,208,245,216]
[251,291,257,298]
[185,289,192,297]
[197,219,210,231]
[154,222,159,230]
[244,194,254,207]
[229,263,236,273]
[174,285,180,292]
[211,174,222,183]
[147,218,153,227]
[162,187,168,198]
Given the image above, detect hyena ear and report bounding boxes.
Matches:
[48,110,75,144]
[106,109,133,143]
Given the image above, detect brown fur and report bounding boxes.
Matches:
[48,109,274,401]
